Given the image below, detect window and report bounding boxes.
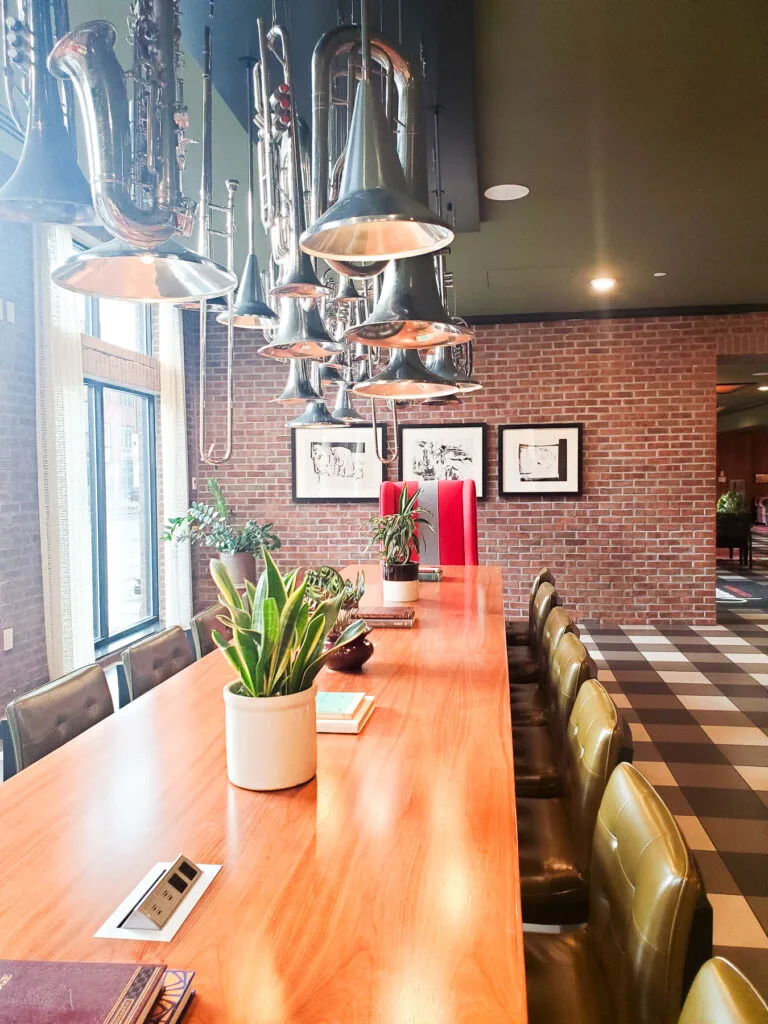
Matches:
[85,381,159,651]
[73,242,152,354]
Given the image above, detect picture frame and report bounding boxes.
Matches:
[291,423,386,503]
[397,422,487,499]
[498,423,583,497]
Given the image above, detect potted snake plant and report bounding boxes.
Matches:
[305,566,373,672]
[164,478,281,587]
[366,486,432,602]
[211,550,366,791]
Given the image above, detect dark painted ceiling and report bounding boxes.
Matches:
[718,357,768,419]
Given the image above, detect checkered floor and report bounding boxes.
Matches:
[580,610,768,997]
[717,527,768,603]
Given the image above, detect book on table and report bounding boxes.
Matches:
[147,969,195,1024]
[418,566,444,582]
[0,960,166,1024]
[316,692,375,734]
[361,606,416,628]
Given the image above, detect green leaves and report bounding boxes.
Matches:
[210,556,364,699]
[162,479,281,556]
[366,487,433,565]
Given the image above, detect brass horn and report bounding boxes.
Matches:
[0,0,94,223]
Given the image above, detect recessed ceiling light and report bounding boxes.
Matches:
[483,183,530,201]
[590,276,616,293]
[653,271,667,278]
[758,386,768,392]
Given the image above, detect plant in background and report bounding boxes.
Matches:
[366,485,433,565]
[305,565,365,637]
[717,490,748,514]
[163,478,281,556]
[210,549,366,698]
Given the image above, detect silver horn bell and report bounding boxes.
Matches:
[273,359,322,404]
[352,348,458,401]
[258,298,344,360]
[288,400,347,428]
[216,253,277,328]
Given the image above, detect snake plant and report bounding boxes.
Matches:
[210,549,366,698]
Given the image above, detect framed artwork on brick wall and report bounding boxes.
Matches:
[397,422,487,499]
[498,423,583,497]
[291,424,386,503]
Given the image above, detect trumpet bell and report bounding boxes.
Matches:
[345,255,472,349]
[273,359,322,404]
[426,344,483,393]
[331,276,362,304]
[216,253,278,327]
[269,250,331,300]
[289,400,347,428]
[51,236,237,302]
[300,79,453,262]
[0,123,95,225]
[258,298,344,360]
[332,381,365,422]
[352,348,458,401]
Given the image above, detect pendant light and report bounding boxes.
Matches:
[289,400,347,428]
[425,343,483,393]
[332,380,365,422]
[352,347,458,400]
[273,358,322,403]
[299,0,453,262]
[258,298,344,360]
[217,59,277,328]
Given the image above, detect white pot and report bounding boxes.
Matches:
[216,551,257,588]
[382,577,419,603]
[223,681,318,791]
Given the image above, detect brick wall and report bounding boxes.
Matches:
[0,154,49,711]
[183,309,768,625]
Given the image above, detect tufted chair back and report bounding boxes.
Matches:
[123,626,194,701]
[6,665,113,771]
[538,606,577,680]
[678,957,768,1024]
[527,567,556,628]
[529,582,558,660]
[546,631,596,735]
[190,603,231,660]
[562,679,623,874]
[589,762,701,1024]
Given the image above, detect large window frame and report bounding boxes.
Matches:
[85,379,160,654]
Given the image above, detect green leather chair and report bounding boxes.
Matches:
[679,958,768,1024]
[517,679,623,923]
[6,665,113,771]
[507,581,560,686]
[506,568,555,647]
[122,626,194,701]
[190,603,231,659]
[524,762,702,1024]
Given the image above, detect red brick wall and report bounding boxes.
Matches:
[0,154,49,711]
[184,310,768,625]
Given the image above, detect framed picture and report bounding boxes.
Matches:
[291,424,386,503]
[498,423,583,497]
[397,422,487,499]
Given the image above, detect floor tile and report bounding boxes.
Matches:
[701,818,768,854]
[645,724,712,744]
[641,651,690,663]
[634,761,677,786]
[721,745,768,767]
[611,694,631,708]
[658,670,712,685]
[708,895,768,948]
[734,765,768,790]
[629,722,651,742]
[692,850,740,894]
[719,854,768,898]
[675,815,715,851]
[683,788,768,820]
[654,786,694,816]
[703,725,768,747]
[749,673,768,685]
[655,742,729,764]
[705,636,752,647]
[677,694,739,711]
[668,763,749,789]
[726,653,768,665]
[747,897,768,933]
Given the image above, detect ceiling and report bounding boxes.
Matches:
[450,0,768,317]
[718,356,768,420]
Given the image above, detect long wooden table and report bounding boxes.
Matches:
[0,565,525,1022]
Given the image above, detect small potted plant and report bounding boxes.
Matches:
[211,550,366,791]
[305,566,373,672]
[163,478,281,587]
[367,486,432,603]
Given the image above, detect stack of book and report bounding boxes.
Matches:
[418,566,444,582]
[316,691,375,734]
[361,605,416,629]
[0,960,195,1024]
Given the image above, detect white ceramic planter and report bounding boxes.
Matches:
[223,681,317,791]
[382,577,419,603]
[216,551,257,588]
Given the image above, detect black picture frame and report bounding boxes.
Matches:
[291,423,386,504]
[498,422,584,498]
[396,421,488,499]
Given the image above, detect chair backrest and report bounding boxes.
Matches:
[122,626,194,701]
[563,679,623,875]
[546,631,595,731]
[6,665,113,771]
[678,958,768,1024]
[527,567,555,628]
[379,480,479,565]
[190,603,231,659]
[538,605,577,674]
[590,762,701,1024]
[530,582,559,657]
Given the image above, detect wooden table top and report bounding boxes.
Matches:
[0,564,525,1023]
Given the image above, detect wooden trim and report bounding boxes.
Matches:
[81,334,160,394]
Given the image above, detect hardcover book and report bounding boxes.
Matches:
[361,606,416,628]
[147,969,195,1024]
[316,695,375,734]
[316,692,366,719]
[0,960,166,1024]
